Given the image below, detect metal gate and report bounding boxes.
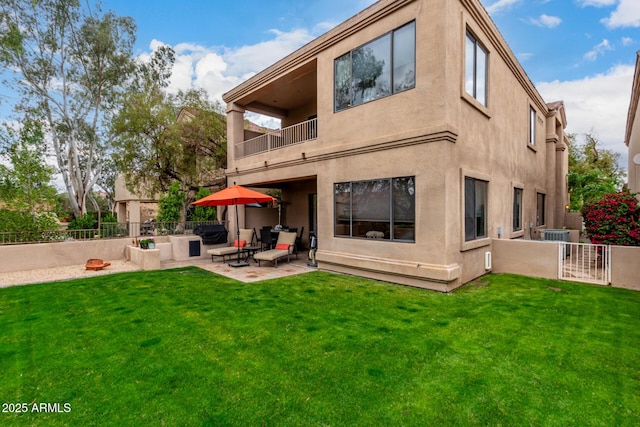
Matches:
[558,242,611,286]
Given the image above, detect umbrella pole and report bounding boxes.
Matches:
[229,203,249,268]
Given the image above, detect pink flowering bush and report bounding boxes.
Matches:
[582,190,640,246]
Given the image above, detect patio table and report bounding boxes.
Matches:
[242,246,261,263]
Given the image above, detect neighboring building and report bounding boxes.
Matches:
[626,51,640,195]
[113,174,158,225]
[113,108,269,228]
[222,0,570,291]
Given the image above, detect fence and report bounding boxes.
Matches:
[492,238,639,291]
[559,242,611,286]
[0,221,224,245]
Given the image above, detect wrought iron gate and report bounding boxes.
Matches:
[558,242,611,286]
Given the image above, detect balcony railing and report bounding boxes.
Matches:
[235,118,317,159]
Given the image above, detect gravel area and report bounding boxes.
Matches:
[1,255,316,288]
[0,259,142,288]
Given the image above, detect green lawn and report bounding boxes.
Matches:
[1,269,639,426]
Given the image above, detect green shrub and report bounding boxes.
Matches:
[189,187,216,222]
[157,181,185,223]
[67,213,97,231]
[100,213,127,238]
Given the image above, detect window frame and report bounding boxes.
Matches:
[529,106,537,146]
[334,21,416,112]
[513,187,523,233]
[464,176,488,242]
[334,176,415,242]
[465,31,488,107]
[536,192,546,227]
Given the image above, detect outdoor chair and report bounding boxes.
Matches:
[207,228,253,262]
[259,227,275,251]
[253,231,298,267]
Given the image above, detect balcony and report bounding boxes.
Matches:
[235,118,317,159]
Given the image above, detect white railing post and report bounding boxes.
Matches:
[558,242,563,279]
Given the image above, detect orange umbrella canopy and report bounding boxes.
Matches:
[192,184,275,207]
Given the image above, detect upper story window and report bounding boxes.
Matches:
[465,31,487,106]
[334,21,416,112]
[529,106,537,146]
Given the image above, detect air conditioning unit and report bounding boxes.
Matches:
[484,251,492,270]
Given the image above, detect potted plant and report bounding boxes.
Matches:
[139,237,155,249]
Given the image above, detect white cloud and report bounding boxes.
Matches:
[601,0,640,28]
[577,0,616,6]
[622,36,634,46]
[530,14,562,28]
[224,28,315,77]
[584,39,613,61]
[141,27,315,108]
[518,52,534,61]
[537,64,634,168]
[484,0,521,15]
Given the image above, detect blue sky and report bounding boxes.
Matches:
[481,0,640,168]
[54,1,640,170]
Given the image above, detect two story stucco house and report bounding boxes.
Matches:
[626,51,640,194]
[222,0,570,291]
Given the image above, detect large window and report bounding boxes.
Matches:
[334,21,415,112]
[513,188,523,232]
[465,177,488,241]
[536,192,546,226]
[334,176,415,242]
[465,31,487,106]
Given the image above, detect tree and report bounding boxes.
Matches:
[0,10,22,66]
[111,46,226,202]
[0,119,57,212]
[0,119,59,236]
[568,132,625,211]
[1,0,136,218]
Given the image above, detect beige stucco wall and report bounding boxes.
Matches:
[628,101,640,193]
[626,53,640,194]
[491,239,559,280]
[0,239,132,273]
[611,246,640,291]
[222,0,569,291]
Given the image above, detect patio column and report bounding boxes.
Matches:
[226,102,245,170]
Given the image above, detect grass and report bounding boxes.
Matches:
[0,269,639,426]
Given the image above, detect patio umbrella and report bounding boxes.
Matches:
[192,184,275,267]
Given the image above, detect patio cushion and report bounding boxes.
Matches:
[254,249,290,262]
[207,246,240,256]
[254,231,298,267]
[234,239,247,247]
